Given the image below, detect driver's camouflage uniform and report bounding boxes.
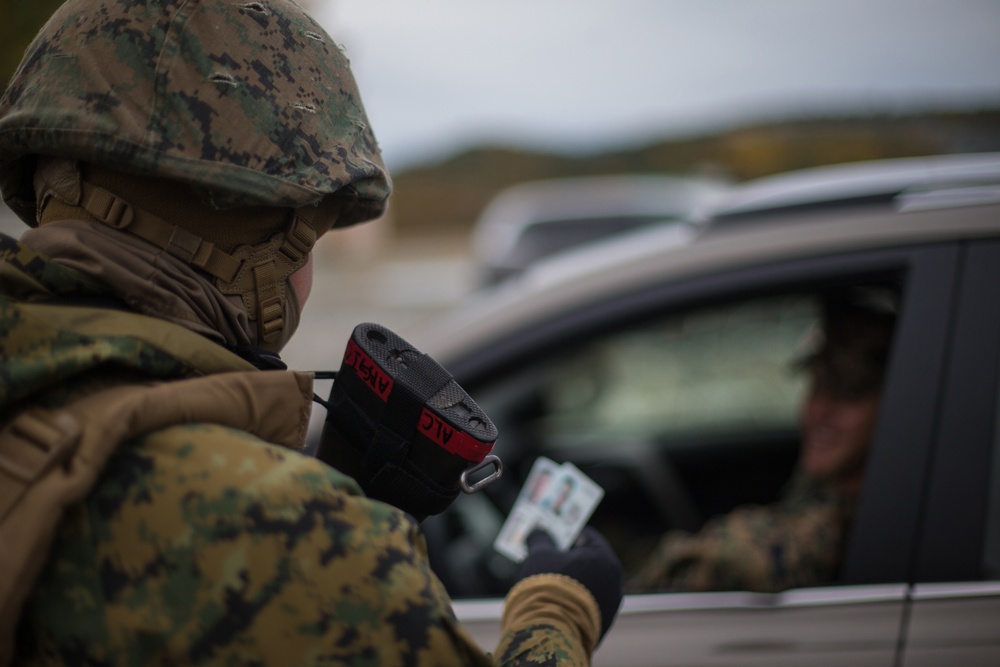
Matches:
[628,472,856,593]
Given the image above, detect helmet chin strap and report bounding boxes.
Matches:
[216,212,316,346]
[67,177,318,347]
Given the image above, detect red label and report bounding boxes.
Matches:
[418,407,495,462]
[344,338,393,401]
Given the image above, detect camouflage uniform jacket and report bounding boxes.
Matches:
[0,234,598,666]
[629,470,856,594]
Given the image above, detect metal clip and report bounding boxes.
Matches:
[459,454,503,493]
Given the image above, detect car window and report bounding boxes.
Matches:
[533,294,815,446]
[429,278,904,599]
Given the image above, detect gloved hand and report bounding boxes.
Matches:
[517,526,624,642]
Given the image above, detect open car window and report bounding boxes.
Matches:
[428,279,903,599]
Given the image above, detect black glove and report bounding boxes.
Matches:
[517,526,624,642]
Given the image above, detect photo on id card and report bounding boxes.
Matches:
[493,456,604,562]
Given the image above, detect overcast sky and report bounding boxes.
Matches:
[315,0,1000,171]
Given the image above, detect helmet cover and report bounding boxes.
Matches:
[0,0,390,226]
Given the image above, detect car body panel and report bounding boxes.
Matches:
[456,585,907,666]
[903,583,1000,666]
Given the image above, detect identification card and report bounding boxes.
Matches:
[493,456,604,562]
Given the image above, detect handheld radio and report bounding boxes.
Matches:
[315,323,501,520]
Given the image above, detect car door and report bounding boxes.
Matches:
[445,242,962,667]
[899,239,1000,666]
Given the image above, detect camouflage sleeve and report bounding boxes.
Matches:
[627,497,851,594]
[19,422,573,666]
[494,574,600,667]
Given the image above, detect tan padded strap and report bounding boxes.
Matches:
[259,212,317,341]
[66,176,319,345]
[222,209,319,343]
[0,370,314,666]
[78,181,243,283]
[0,412,81,523]
[254,260,284,340]
[281,212,318,261]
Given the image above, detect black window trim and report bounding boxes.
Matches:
[912,239,1000,583]
[842,244,961,586]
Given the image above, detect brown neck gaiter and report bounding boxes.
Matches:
[21,218,265,350]
[25,159,313,354]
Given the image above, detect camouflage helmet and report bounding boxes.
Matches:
[0,0,390,226]
[0,0,391,348]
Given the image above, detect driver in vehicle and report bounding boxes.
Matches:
[629,289,897,593]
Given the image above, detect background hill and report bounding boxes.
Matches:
[386,108,1000,241]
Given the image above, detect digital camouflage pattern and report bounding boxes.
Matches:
[1,234,597,666]
[628,471,856,594]
[0,0,390,225]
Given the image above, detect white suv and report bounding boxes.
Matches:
[471,174,729,285]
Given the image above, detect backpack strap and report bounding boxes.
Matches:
[0,370,314,665]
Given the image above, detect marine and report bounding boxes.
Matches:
[0,1,623,664]
[629,289,895,594]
